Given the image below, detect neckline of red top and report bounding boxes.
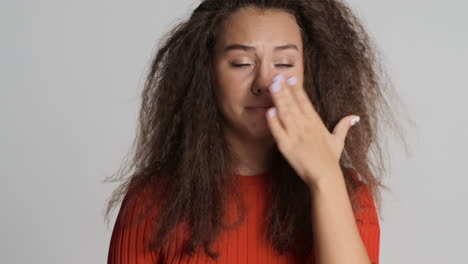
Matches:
[231,170,271,185]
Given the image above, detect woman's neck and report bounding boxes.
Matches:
[224,130,276,176]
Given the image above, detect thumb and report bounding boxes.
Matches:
[332,115,360,141]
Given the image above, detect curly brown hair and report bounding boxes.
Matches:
[103,0,411,260]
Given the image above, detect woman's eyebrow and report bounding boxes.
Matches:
[223,44,299,53]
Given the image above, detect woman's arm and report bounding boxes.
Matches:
[308,168,380,264]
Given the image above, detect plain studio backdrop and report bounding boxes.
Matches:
[1,0,466,263]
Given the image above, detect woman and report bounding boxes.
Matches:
[105,0,407,263]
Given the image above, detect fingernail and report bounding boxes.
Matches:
[287,76,297,85]
[273,74,284,83]
[271,81,281,93]
[351,116,360,126]
[268,107,277,117]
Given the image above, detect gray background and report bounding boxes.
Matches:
[1,0,466,263]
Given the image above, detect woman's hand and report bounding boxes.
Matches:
[265,74,360,187]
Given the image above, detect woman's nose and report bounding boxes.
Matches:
[251,72,278,95]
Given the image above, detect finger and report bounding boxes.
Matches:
[265,107,287,144]
[332,115,360,143]
[286,77,326,132]
[269,74,302,132]
[285,76,316,117]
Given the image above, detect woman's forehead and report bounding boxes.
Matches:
[216,7,303,53]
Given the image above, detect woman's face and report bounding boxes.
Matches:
[213,6,304,141]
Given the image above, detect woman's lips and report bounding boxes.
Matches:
[246,106,271,113]
[247,105,273,109]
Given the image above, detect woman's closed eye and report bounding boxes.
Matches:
[230,63,294,68]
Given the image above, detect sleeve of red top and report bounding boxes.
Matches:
[354,181,381,264]
[107,187,162,264]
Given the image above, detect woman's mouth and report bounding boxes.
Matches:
[246,106,271,113]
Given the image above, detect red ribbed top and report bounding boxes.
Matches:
[108,171,380,263]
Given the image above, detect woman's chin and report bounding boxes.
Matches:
[248,126,273,140]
